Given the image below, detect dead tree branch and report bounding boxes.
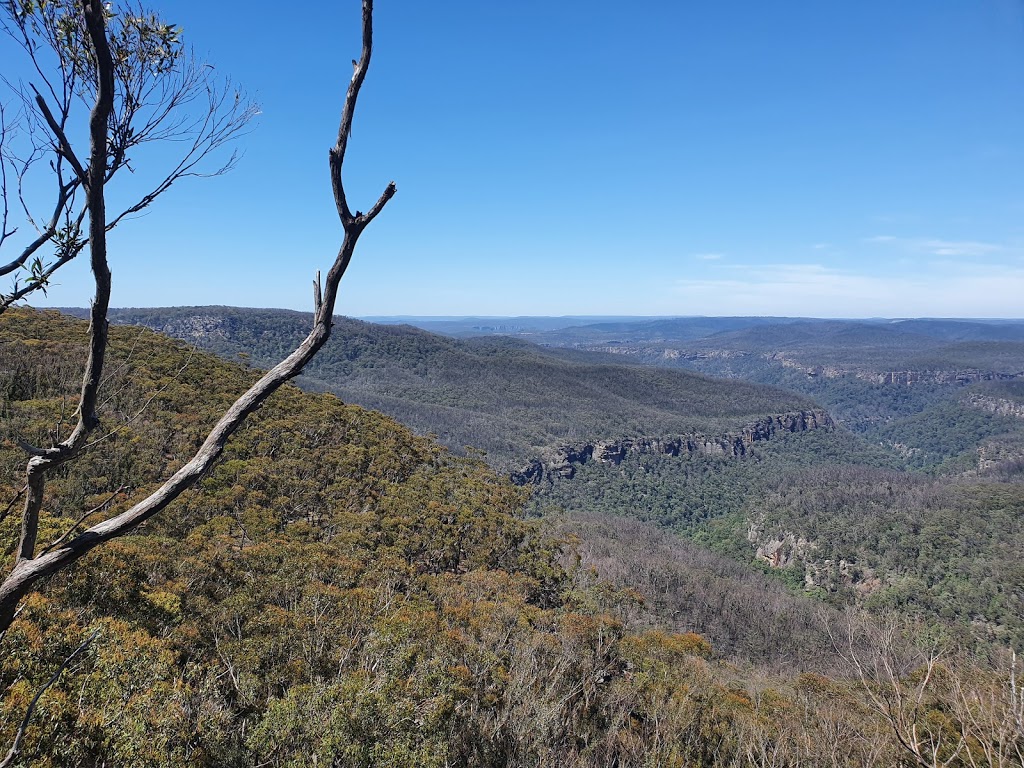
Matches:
[0,0,256,310]
[0,628,100,768]
[39,485,127,555]
[0,0,394,635]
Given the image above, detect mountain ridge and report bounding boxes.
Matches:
[61,306,817,469]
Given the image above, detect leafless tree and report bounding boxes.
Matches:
[0,0,395,648]
[0,0,256,308]
[829,612,966,768]
[950,650,1024,768]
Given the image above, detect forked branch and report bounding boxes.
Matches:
[0,0,256,310]
[0,0,394,635]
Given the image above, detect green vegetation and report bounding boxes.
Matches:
[529,428,897,534]
[82,307,1024,652]
[85,307,813,467]
[5,310,1023,766]
[546,512,850,672]
[533,435,1024,651]
[747,466,1024,649]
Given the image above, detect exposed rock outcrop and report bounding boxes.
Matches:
[965,394,1024,420]
[746,522,882,597]
[511,409,833,486]
[772,354,1024,385]
[866,369,1023,386]
[747,528,813,569]
[141,313,233,340]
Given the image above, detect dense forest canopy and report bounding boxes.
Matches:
[76,307,818,467]
[3,309,1023,767]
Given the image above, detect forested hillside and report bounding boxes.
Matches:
[5,309,1023,766]
[487,316,1024,473]
[77,307,1024,654]
[74,307,818,468]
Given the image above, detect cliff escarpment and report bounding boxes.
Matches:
[772,354,1024,385]
[966,393,1024,420]
[511,408,834,485]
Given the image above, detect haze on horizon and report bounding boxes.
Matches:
[18,0,1024,319]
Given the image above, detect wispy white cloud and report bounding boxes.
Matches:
[918,238,1001,257]
[693,252,724,260]
[671,262,1024,317]
[864,235,1003,257]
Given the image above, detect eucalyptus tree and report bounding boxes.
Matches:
[0,0,257,308]
[0,0,395,642]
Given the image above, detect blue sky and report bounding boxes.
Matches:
[14,0,1024,317]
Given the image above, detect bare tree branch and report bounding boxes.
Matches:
[330,0,376,224]
[0,0,394,638]
[28,85,87,183]
[39,485,127,555]
[6,0,115,578]
[828,612,967,768]
[0,628,100,768]
[86,344,195,450]
[0,0,257,309]
[0,484,27,528]
[0,103,14,251]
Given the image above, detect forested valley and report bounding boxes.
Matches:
[2,0,1023,762]
[6,305,1016,766]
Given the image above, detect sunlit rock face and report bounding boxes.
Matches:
[511,409,834,485]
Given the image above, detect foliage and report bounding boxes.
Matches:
[0,0,255,310]
[4,311,1022,766]
[745,465,1024,650]
[69,307,815,468]
[0,311,734,765]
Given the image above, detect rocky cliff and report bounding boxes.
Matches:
[966,394,1024,420]
[511,409,833,485]
[568,344,1024,387]
[773,354,1024,385]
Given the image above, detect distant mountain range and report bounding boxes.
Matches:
[62,308,1024,472]
[65,307,818,468]
[366,314,1024,344]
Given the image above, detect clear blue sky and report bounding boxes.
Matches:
[19,0,1024,317]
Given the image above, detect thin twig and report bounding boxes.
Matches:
[0,606,24,647]
[0,485,27,527]
[85,346,195,452]
[97,326,158,406]
[29,86,88,184]
[0,628,100,768]
[39,485,127,556]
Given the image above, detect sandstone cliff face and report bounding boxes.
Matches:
[584,346,1024,387]
[590,346,751,364]
[772,353,1024,385]
[864,369,1022,386]
[510,409,833,486]
[746,526,813,569]
[966,394,1024,420]
[133,314,233,342]
[745,522,882,597]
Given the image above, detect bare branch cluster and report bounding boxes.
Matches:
[0,0,257,309]
[0,0,394,648]
[831,612,1024,767]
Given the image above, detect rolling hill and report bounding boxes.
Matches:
[8,308,1009,767]
[69,307,823,469]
